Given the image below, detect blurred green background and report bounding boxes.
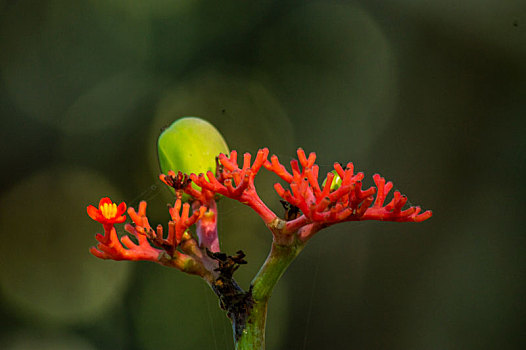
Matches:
[0,0,524,349]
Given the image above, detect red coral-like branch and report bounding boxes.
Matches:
[87,197,161,261]
[90,225,161,261]
[361,174,431,222]
[190,148,278,225]
[89,199,161,262]
[127,199,206,256]
[89,197,207,263]
[159,171,226,252]
[264,148,432,239]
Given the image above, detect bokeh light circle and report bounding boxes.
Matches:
[61,71,158,134]
[0,167,131,325]
[0,0,150,131]
[257,1,397,160]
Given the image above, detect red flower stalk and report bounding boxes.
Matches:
[159,170,221,252]
[90,225,162,262]
[190,148,277,225]
[166,199,207,251]
[88,197,208,269]
[88,198,161,262]
[264,148,432,240]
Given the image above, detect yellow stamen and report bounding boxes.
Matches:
[100,202,118,219]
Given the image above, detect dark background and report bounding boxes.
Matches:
[0,0,524,349]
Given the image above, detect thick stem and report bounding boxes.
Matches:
[234,298,267,350]
[234,237,304,350]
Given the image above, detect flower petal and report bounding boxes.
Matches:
[114,215,127,224]
[98,197,112,208]
[116,202,127,216]
[87,205,101,221]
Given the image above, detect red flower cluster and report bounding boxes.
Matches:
[89,148,431,262]
[88,197,207,267]
[264,149,432,239]
[266,149,432,223]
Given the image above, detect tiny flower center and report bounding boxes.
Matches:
[100,202,117,219]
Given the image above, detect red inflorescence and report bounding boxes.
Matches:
[190,148,277,224]
[88,198,161,261]
[88,197,206,262]
[264,148,432,227]
[91,148,432,260]
[90,224,161,261]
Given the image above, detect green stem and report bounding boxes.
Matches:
[235,237,304,350]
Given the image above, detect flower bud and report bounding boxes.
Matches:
[158,117,229,193]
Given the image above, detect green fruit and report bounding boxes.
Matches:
[322,170,342,192]
[158,117,229,191]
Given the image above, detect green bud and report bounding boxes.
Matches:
[322,170,342,192]
[158,116,229,185]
